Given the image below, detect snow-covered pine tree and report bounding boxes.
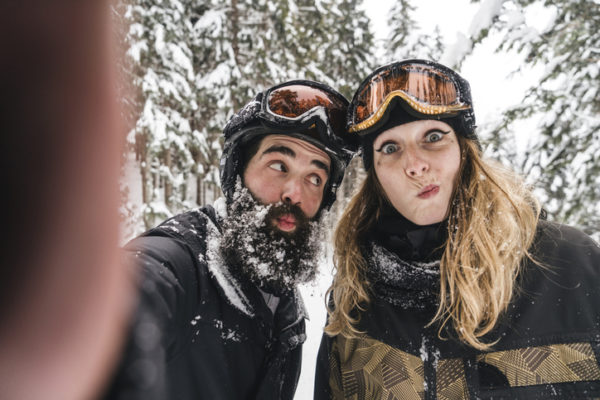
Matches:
[468,0,600,237]
[120,0,385,233]
[313,0,376,216]
[121,0,199,228]
[386,0,444,62]
[191,0,317,205]
[188,0,233,208]
[112,0,146,237]
[283,0,331,83]
[121,0,315,230]
[317,0,375,99]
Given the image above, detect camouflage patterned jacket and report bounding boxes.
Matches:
[315,221,600,399]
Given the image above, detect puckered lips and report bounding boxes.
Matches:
[276,213,297,232]
[417,184,440,199]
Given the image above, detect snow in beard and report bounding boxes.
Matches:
[220,182,324,294]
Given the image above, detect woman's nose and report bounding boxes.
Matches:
[404,150,429,177]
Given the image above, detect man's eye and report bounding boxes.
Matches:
[308,175,322,186]
[377,142,398,154]
[426,132,443,142]
[269,162,286,172]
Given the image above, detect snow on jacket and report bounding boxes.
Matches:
[315,220,600,399]
[104,205,306,400]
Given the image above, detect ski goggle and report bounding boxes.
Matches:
[348,61,472,135]
[262,81,349,145]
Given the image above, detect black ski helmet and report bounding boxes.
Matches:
[219,80,357,212]
[347,59,477,169]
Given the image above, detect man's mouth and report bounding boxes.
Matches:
[418,184,440,199]
[275,214,297,232]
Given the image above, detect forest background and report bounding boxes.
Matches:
[114,0,599,396]
[116,0,599,242]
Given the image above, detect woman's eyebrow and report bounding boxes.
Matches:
[424,128,451,134]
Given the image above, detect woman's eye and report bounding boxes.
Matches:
[269,162,286,172]
[379,143,398,154]
[425,131,444,143]
[308,175,322,186]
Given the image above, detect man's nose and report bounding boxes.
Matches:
[404,149,429,177]
[281,178,302,205]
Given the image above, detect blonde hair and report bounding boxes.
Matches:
[325,138,541,350]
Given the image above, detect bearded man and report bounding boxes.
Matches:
[104,81,356,400]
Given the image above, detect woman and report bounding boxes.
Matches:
[315,60,600,399]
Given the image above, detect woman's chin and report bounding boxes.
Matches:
[404,212,447,226]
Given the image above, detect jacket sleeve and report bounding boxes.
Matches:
[101,235,198,400]
[125,235,199,356]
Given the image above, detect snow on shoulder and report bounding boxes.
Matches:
[205,200,255,317]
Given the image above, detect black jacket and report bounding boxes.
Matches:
[315,220,600,399]
[104,206,306,400]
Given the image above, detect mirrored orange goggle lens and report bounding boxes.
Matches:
[267,85,347,136]
[354,65,464,123]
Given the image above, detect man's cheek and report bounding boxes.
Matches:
[246,186,274,208]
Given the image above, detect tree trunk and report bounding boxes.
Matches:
[229,0,241,110]
[137,131,150,205]
[197,174,204,206]
[164,149,172,208]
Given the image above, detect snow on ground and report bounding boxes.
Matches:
[295,248,334,399]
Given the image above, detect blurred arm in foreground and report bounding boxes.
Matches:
[0,2,134,399]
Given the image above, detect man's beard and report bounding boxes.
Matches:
[220,185,323,295]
